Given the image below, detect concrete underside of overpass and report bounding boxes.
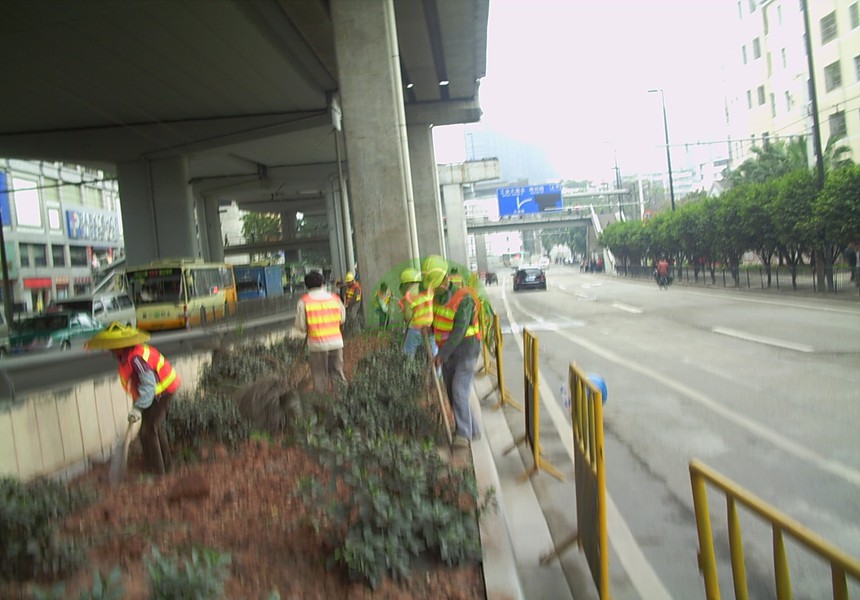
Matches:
[0,0,490,301]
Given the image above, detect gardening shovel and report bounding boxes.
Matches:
[423,331,453,446]
[109,418,141,485]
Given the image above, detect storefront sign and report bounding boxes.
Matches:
[24,277,52,289]
[66,208,119,242]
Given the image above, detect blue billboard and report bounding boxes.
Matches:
[0,173,10,226]
[497,183,562,216]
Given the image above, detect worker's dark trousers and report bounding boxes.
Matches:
[140,394,173,474]
[441,336,481,439]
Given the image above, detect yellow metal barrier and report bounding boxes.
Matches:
[690,459,860,600]
[541,363,610,600]
[505,328,562,481]
[479,314,522,411]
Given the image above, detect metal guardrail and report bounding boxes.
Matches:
[541,363,610,600]
[504,328,562,481]
[690,459,860,600]
[479,314,521,411]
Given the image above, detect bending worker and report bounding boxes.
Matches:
[342,271,363,328]
[85,322,180,475]
[398,267,435,356]
[422,255,482,447]
[372,282,393,329]
[294,270,347,393]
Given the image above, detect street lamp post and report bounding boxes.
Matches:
[648,89,676,213]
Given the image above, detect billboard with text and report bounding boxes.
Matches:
[497,183,562,216]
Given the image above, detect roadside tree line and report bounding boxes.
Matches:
[598,165,860,291]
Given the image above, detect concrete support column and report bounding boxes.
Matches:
[117,157,198,266]
[326,189,345,281]
[200,196,224,263]
[331,0,417,295]
[440,183,469,267]
[475,234,488,275]
[408,124,444,256]
[281,210,300,263]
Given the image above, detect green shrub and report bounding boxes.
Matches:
[198,339,304,393]
[296,430,492,589]
[323,344,439,442]
[0,477,93,581]
[165,390,250,453]
[33,566,125,600]
[145,545,231,600]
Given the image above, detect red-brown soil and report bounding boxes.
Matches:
[1,335,485,599]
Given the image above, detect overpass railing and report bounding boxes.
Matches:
[690,459,860,600]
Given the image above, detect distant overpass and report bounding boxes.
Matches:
[465,210,592,234]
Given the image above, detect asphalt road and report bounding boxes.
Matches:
[485,264,860,599]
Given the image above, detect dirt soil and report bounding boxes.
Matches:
[3,336,485,599]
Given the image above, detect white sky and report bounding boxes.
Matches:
[434,0,736,183]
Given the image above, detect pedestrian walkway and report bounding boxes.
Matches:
[469,375,580,600]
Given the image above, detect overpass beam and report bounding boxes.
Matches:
[200,195,224,263]
[331,0,418,296]
[117,157,198,266]
[408,124,444,257]
[440,182,469,267]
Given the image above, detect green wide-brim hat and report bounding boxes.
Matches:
[85,322,150,350]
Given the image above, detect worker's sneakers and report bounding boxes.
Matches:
[452,435,470,448]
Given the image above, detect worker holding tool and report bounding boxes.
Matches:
[422,255,482,448]
[342,271,363,329]
[398,267,436,356]
[85,322,180,475]
[372,281,393,329]
[294,270,347,393]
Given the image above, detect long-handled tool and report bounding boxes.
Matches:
[424,331,453,446]
[109,418,141,485]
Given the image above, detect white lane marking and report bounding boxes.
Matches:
[612,302,644,314]
[503,288,673,600]
[513,299,860,488]
[712,326,814,353]
[684,289,860,315]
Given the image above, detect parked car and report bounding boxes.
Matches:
[47,291,136,327]
[513,266,547,292]
[10,311,104,354]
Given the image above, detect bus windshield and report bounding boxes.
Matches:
[128,268,183,304]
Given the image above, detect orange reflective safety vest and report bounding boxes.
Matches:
[433,287,481,347]
[303,293,343,344]
[345,282,362,305]
[404,286,434,329]
[118,344,180,400]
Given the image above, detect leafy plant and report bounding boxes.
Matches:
[37,567,127,600]
[0,477,93,581]
[296,429,493,588]
[165,390,250,453]
[145,545,231,600]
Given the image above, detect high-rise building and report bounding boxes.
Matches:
[725,0,860,166]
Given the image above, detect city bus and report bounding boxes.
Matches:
[125,259,237,331]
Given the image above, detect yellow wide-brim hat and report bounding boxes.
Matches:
[85,322,150,350]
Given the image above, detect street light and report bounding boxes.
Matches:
[648,89,676,213]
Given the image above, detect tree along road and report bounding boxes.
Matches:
[484,265,859,599]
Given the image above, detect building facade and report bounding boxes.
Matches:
[0,160,123,314]
[725,0,860,166]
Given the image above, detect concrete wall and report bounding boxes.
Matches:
[0,331,288,482]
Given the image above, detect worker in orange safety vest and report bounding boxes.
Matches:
[294,270,347,393]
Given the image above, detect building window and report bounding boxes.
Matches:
[69,246,88,267]
[767,52,773,76]
[757,85,766,105]
[829,111,847,140]
[749,0,756,12]
[19,244,30,268]
[738,0,743,18]
[781,48,787,68]
[820,12,837,44]
[824,60,842,92]
[747,90,753,109]
[770,93,777,117]
[855,54,860,81]
[777,5,783,25]
[12,177,41,228]
[851,3,859,28]
[52,244,66,267]
[753,37,762,59]
[742,45,748,64]
[32,244,47,267]
[785,90,793,111]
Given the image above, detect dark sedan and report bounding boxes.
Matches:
[513,267,547,292]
